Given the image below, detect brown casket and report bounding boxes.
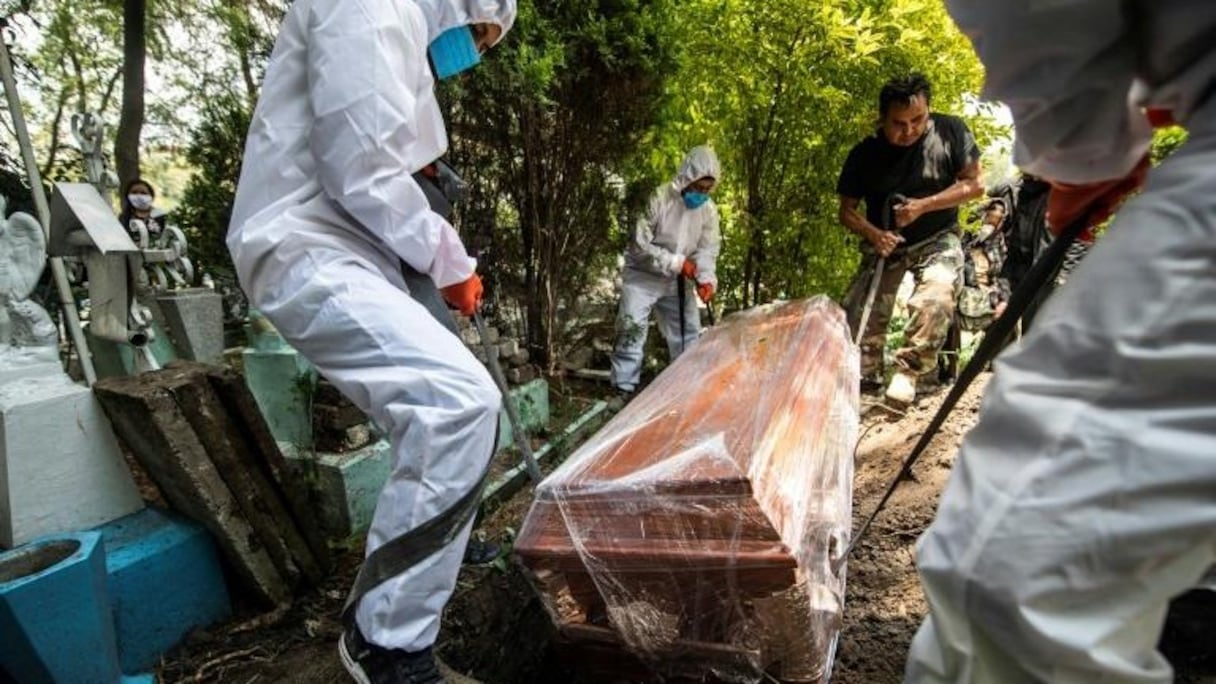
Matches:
[515,297,859,683]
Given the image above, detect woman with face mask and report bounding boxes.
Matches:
[118,178,169,242]
[226,1,515,682]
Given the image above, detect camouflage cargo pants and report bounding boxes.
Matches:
[842,230,964,384]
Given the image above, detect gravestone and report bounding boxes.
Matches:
[0,199,144,548]
[156,287,225,364]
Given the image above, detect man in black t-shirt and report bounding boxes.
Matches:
[837,73,983,405]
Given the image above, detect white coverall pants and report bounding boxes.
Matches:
[905,120,1216,682]
[257,246,500,652]
[611,268,701,392]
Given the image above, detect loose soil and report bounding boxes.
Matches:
[156,374,1214,683]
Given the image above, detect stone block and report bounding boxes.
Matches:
[96,508,231,673]
[506,365,537,385]
[460,327,480,347]
[508,349,531,367]
[482,326,501,345]
[498,339,520,359]
[93,370,290,606]
[0,374,144,549]
[156,288,225,364]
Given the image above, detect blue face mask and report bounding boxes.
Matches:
[683,191,710,210]
[429,26,481,80]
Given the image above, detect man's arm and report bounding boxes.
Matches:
[689,206,721,287]
[626,192,685,277]
[895,159,984,228]
[839,196,904,258]
[306,0,474,288]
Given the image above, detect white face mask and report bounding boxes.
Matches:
[128,193,153,211]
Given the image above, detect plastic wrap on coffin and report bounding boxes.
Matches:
[516,297,860,682]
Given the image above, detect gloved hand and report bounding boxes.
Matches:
[1046,155,1150,242]
[440,274,483,316]
[696,282,715,303]
[680,259,697,280]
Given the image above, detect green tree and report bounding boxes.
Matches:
[174,91,252,279]
[446,0,678,368]
[654,0,989,310]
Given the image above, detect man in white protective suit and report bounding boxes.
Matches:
[610,146,721,397]
[905,2,1216,683]
[226,0,515,681]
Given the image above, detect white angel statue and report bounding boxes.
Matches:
[0,196,59,365]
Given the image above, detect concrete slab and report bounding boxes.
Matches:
[92,372,289,606]
[0,375,143,548]
[96,508,231,673]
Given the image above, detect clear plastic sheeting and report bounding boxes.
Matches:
[516,297,859,683]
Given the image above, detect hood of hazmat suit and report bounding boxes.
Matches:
[624,145,723,286]
[226,0,516,310]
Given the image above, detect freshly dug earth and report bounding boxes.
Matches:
[157,374,1214,683]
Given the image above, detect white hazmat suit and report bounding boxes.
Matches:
[611,146,722,392]
[906,2,1216,682]
[227,0,515,653]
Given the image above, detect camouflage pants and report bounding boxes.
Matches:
[842,231,964,383]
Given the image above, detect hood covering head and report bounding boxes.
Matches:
[413,0,517,46]
[673,146,721,190]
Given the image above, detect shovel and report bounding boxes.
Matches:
[473,312,543,483]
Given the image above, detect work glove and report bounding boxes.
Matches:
[1046,155,1150,243]
[696,282,715,304]
[441,274,483,317]
[680,259,697,280]
[1046,108,1171,242]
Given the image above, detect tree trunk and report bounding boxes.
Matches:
[115,0,147,185]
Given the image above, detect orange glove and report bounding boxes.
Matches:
[440,274,483,316]
[1046,155,1150,242]
[696,282,715,303]
[680,259,697,280]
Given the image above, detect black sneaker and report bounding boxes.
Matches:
[462,538,502,565]
[339,625,445,684]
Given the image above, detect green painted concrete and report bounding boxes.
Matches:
[242,346,317,449]
[498,378,549,451]
[278,380,551,539]
[86,321,178,379]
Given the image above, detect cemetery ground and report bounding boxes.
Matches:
[154,375,1215,684]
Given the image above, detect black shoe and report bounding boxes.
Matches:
[607,388,634,411]
[339,625,445,684]
[462,538,502,565]
[860,377,884,395]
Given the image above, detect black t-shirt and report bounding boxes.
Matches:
[837,113,980,246]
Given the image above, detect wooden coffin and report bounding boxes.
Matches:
[515,297,859,683]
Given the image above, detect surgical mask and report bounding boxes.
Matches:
[128,193,153,211]
[683,191,710,210]
[428,26,481,80]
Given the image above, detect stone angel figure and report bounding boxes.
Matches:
[0,196,59,365]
